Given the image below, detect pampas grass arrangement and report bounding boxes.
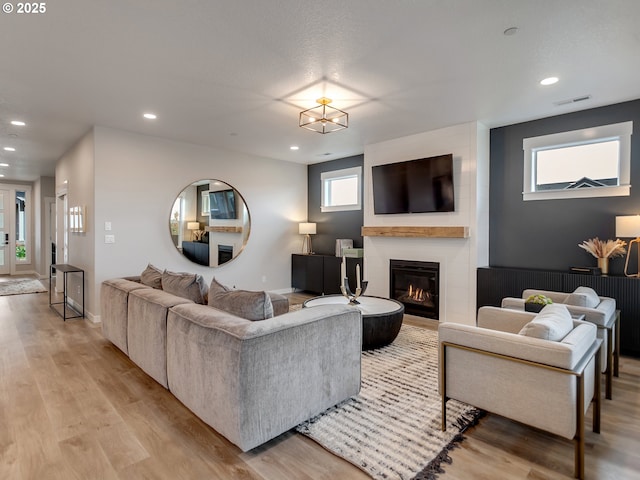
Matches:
[578,237,627,259]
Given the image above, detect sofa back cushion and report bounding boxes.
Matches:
[519,304,574,341]
[162,270,208,304]
[140,263,163,289]
[565,286,600,309]
[209,289,274,321]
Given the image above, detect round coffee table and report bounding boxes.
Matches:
[303,295,404,350]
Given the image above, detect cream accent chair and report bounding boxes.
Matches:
[439,306,601,480]
[501,286,619,400]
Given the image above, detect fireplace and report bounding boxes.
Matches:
[218,245,233,265]
[390,259,439,319]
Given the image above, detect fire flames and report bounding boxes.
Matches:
[407,284,430,303]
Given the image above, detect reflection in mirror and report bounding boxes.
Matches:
[170,179,250,267]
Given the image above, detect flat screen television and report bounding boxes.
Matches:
[372,154,455,214]
[209,189,237,219]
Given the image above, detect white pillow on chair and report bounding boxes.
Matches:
[566,286,600,308]
[519,304,574,341]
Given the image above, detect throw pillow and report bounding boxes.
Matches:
[567,286,600,309]
[209,289,274,321]
[161,270,208,304]
[140,263,163,289]
[518,303,573,341]
[209,277,231,295]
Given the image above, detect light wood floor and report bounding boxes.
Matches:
[1,283,639,479]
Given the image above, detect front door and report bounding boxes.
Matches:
[0,189,11,275]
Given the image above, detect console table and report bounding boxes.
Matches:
[292,254,363,295]
[49,264,85,321]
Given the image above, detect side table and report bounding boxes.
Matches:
[49,264,85,320]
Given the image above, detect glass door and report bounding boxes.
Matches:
[0,189,10,275]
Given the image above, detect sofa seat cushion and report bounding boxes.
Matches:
[162,270,208,304]
[519,304,573,341]
[140,263,163,289]
[209,289,274,321]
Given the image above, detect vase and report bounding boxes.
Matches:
[597,257,609,275]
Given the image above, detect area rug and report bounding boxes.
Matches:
[0,279,47,296]
[296,325,482,480]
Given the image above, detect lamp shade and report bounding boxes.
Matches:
[616,215,640,238]
[187,222,200,230]
[299,222,316,235]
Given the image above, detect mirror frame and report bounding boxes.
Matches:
[169,179,251,267]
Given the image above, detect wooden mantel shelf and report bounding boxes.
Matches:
[361,226,469,238]
[205,226,243,233]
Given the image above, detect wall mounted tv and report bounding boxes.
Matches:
[372,153,455,214]
[209,189,237,219]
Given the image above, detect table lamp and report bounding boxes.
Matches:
[187,221,200,241]
[299,222,316,255]
[616,215,640,277]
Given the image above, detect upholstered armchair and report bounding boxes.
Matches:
[502,286,619,399]
[439,305,602,479]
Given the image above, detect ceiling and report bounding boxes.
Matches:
[1,0,639,182]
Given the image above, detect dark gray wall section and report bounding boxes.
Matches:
[308,154,364,256]
[490,99,640,275]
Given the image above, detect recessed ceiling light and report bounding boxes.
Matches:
[503,27,518,36]
[540,77,559,86]
[3,147,15,152]
[0,174,4,178]
[290,146,299,151]
[143,113,157,120]
[0,163,9,167]
[10,120,26,126]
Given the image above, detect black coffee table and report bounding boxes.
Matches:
[303,295,404,350]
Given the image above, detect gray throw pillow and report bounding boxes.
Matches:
[209,277,231,295]
[519,304,573,341]
[209,289,274,321]
[140,263,163,289]
[161,270,208,304]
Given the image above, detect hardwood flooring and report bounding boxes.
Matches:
[1,283,639,479]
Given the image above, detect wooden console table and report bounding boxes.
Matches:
[49,264,85,320]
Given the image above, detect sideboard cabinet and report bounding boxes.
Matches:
[477,266,640,357]
[292,254,363,295]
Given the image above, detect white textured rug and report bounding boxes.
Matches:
[296,325,482,480]
[0,279,47,296]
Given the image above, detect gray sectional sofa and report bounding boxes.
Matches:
[100,271,362,451]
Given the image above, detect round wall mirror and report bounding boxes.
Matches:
[170,179,251,267]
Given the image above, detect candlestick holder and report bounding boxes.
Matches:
[340,277,368,304]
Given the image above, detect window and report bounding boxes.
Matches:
[201,190,210,215]
[522,121,632,201]
[15,189,31,263]
[321,166,362,212]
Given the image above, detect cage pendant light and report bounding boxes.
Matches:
[299,97,348,134]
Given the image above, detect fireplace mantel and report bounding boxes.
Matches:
[361,226,469,238]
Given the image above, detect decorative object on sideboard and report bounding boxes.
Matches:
[187,221,200,241]
[299,222,316,255]
[299,97,348,134]
[577,237,627,275]
[340,255,367,304]
[335,238,353,257]
[616,215,640,277]
[524,293,553,313]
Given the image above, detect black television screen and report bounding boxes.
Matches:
[209,189,237,219]
[372,154,454,214]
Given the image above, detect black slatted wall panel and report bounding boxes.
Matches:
[477,267,564,307]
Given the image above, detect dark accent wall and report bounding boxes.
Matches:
[307,154,364,256]
[490,99,640,275]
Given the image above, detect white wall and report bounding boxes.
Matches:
[55,130,96,316]
[91,126,307,320]
[363,122,489,325]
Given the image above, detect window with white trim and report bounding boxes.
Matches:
[321,166,362,212]
[522,121,633,201]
